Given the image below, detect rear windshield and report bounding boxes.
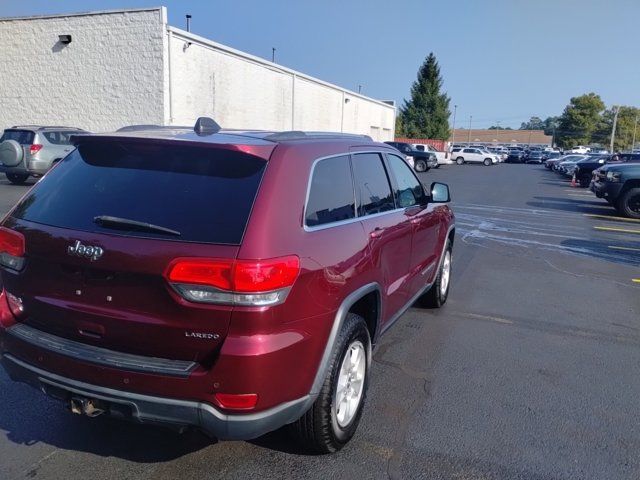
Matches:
[42,131,75,145]
[12,141,267,244]
[1,129,34,144]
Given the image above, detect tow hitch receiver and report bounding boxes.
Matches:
[70,397,106,417]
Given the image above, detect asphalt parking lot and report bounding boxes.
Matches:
[0,165,639,480]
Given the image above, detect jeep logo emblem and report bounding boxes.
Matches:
[67,240,104,261]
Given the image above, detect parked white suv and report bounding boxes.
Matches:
[567,145,590,154]
[452,148,498,166]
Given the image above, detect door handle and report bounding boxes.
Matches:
[370,227,384,238]
[410,218,421,224]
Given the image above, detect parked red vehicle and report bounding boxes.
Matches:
[0,119,455,453]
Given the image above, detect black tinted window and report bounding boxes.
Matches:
[305,155,355,227]
[42,131,74,145]
[352,153,395,216]
[1,130,34,144]
[12,141,266,244]
[387,155,425,208]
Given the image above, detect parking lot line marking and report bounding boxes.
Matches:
[585,214,640,224]
[594,226,640,235]
[608,245,640,252]
[568,194,594,198]
[633,279,640,283]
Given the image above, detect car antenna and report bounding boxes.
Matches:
[194,117,221,136]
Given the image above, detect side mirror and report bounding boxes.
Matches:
[430,182,450,203]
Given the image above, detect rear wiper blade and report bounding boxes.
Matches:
[93,215,181,236]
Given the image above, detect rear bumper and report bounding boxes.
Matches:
[0,352,311,440]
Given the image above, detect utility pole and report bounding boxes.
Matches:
[496,121,501,143]
[451,104,458,149]
[632,114,638,152]
[467,115,472,144]
[358,85,362,94]
[272,47,276,63]
[610,106,620,153]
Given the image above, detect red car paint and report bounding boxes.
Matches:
[0,128,454,438]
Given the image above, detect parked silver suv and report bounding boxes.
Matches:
[0,126,87,184]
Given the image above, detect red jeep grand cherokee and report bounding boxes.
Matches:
[0,118,454,453]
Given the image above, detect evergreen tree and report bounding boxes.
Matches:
[556,93,605,148]
[398,53,451,139]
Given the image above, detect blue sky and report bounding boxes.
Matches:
[2,0,639,128]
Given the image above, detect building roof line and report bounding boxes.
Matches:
[167,26,395,110]
[0,6,164,22]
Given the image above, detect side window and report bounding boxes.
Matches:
[305,155,355,227]
[387,154,425,208]
[463,148,473,153]
[352,153,395,216]
[415,145,425,151]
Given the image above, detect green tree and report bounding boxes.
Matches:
[542,116,559,136]
[488,125,512,130]
[520,116,544,130]
[556,93,605,148]
[398,53,451,139]
[594,106,640,151]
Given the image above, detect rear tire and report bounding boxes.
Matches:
[289,313,370,453]
[6,173,29,185]
[617,187,640,219]
[420,241,452,308]
[579,174,591,188]
[456,157,464,165]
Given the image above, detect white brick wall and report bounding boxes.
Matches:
[167,28,395,140]
[0,8,395,139]
[0,8,166,132]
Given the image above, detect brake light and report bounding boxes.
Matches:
[214,393,258,410]
[166,256,300,306]
[0,227,25,271]
[29,144,43,155]
[0,227,25,257]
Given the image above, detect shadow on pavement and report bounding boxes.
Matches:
[527,200,615,215]
[0,379,215,463]
[560,238,640,267]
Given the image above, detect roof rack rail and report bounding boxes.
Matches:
[116,124,192,132]
[264,131,373,142]
[10,125,83,130]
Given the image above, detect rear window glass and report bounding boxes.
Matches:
[42,131,74,145]
[305,155,355,227]
[12,141,266,244]
[1,130,34,144]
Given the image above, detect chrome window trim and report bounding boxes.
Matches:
[303,150,403,232]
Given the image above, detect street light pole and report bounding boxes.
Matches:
[451,104,458,149]
[272,47,276,63]
[632,114,639,152]
[467,115,472,144]
[496,121,501,144]
[610,106,620,153]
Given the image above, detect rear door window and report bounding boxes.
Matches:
[42,131,74,145]
[305,155,355,227]
[11,140,267,245]
[1,129,34,144]
[351,153,395,216]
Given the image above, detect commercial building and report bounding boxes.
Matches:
[0,7,396,139]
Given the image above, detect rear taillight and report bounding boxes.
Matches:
[0,227,25,271]
[165,255,300,306]
[29,144,43,155]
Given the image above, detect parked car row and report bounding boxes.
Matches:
[544,151,640,218]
